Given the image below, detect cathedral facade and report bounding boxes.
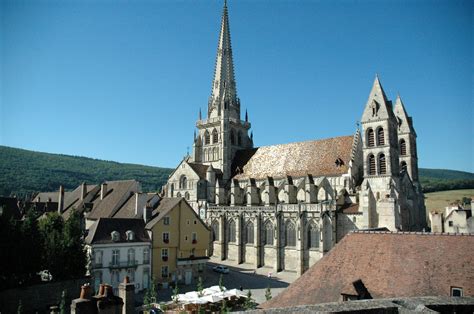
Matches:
[164,2,426,275]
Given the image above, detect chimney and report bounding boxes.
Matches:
[119,276,135,314]
[58,185,64,214]
[79,284,92,300]
[134,193,140,216]
[100,183,108,200]
[80,182,87,200]
[143,204,152,223]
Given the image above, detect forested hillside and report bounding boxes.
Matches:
[0,146,173,197]
[0,145,473,197]
[419,168,474,193]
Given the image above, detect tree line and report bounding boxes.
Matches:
[0,208,87,290]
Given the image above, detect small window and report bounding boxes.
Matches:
[143,248,150,264]
[192,232,197,243]
[194,220,197,224]
[161,248,168,261]
[112,249,120,266]
[163,232,169,243]
[126,230,135,241]
[163,216,170,225]
[187,220,190,225]
[161,266,169,278]
[111,231,120,242]
[451,287,463,297]
[448,221,453,227]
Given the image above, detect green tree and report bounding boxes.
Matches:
[197,276,204,297]
[221,298,229,313]
[265,285,272,301]
[244,289,256,310]
[219,274,224,291]
[39,212,65,279]
[62,209,87,278]
[59,290,66,314]
[17,300,23,314]
[143,277,158,309]
[172,284,180,304]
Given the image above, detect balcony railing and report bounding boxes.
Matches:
[109,260,139,269]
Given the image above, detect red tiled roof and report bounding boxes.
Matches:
[232,135,355,180]
[340,203,360,214]
[261,231,474,309]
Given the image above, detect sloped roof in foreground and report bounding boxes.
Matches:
[232,135,355,180]
[261,231,474,309]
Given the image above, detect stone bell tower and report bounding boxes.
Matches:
[191,0,252,181]
[359,76,402,230]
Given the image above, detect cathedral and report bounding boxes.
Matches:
[164,2,426,275]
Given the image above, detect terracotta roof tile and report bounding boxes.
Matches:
[232,135,355,180]
[261,232,474,309]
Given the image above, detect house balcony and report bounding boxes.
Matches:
[177,256,209,266]
[109,260,139,269]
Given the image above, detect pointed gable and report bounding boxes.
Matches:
[394,95,416,135]
[361,76,395,123]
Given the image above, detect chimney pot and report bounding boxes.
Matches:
[98,283,105,296]
[79,284,92,300]
[100,183,108,200]
[80,182,87,200]
[58,185,65,214]
[123,276,130,284]
[103,284,114,298]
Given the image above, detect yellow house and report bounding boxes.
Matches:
[145,197,210,286]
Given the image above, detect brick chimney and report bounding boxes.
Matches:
[134,193,140,216]
[58,185,64,214]
[70,284,95,314]
[119,276,135,314]
[100,183,108,200]
[80,182,87,200]
[143,204,152,223]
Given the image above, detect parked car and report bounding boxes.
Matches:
[213,265,230,274]
[37,270,53,282]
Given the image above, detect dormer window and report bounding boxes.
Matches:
[111,231,120,242]
[126,230,135,241]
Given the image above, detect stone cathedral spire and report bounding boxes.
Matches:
[208,0,240,120]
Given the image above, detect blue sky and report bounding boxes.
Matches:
[1,0,472,172]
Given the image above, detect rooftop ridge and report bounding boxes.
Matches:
[351,230,474,236]
[240,134,355,151]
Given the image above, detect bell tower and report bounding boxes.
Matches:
[191,1,252,181]
[359,76,402,230]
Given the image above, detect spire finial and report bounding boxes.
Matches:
[224,0,228,8]
[199,108,202,120]
[245,109,248,122]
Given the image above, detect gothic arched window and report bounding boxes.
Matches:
[285,220,296,247]
[211,220,219,241]
[227,219,236,243]
[244,221,254,244]
[184,192,190,200]
[377,127,385,146]
[230,129,235,145]
[212,129,218,144]
[207,149,212,162]
[379,153,387,175]
[264,221,274,245]
[400,161,407,173]
[368,154,376,175]
[400,139,407,155]
[179,175,187,189]
[237,131,242,146]
[213,147,218,160]
[307,223,319,248]
[367,128,375,147]
[204,131,210,145]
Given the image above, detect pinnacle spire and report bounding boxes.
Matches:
[361,75,394,122]
[208,1,239,119]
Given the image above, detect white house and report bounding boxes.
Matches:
[85,218,152,294]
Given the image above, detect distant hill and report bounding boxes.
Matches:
[0,145,473,197]
[419,168,474,193]
[0,146,173,197]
